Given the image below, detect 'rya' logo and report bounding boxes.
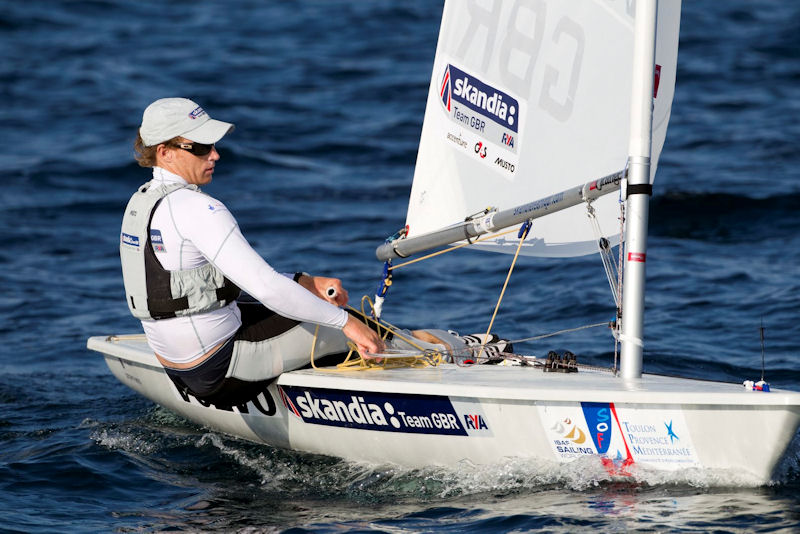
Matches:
[463,414,488,430]
[440,64,518,133]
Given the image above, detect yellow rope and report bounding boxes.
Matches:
[477,223,530,361]
[355,298,427,353]
[309,223,529,371]
[337,342,443,370]
[389,227,519,270]
[360,295,388,340]
[308,303,443,372]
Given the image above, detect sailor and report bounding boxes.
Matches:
[120,97,384,406]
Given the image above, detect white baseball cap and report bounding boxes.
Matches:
[139,98,234,146]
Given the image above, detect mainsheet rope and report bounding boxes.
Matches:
[387,226,520,271]
[335,220,537,367]
[323,210,621,370]
[378,221,534,362]
[476,220,531,361]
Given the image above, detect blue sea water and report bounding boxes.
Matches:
[1,0,800,532]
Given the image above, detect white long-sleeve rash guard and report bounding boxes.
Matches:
[141,168,348,364]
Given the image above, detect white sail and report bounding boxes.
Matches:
[405,0,681,257]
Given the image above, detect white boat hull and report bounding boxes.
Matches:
[88,334,800,484]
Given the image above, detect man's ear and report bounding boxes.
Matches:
[155,143,173,163]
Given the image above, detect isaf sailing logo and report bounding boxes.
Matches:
[439,64,518,133]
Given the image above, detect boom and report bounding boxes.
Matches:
[376,170,623,261]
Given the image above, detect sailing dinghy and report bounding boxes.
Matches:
[87,0,800,483]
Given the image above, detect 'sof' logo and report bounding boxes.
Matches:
[582,403,612,454]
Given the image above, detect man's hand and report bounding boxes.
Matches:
[297,274,349,307]
[342,314,385,356]
[297,274,383,356]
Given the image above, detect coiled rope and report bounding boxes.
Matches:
[309,303,445,372]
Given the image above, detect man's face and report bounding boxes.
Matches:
[158,138,220,185]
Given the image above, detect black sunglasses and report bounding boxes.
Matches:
[172,142,215,156]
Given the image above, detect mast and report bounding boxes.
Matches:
[620,0,658,379]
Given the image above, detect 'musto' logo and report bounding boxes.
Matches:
[440,64,518,133]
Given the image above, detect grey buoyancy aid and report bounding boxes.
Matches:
[120,180,240,320]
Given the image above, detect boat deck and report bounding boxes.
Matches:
[88,334,800,407]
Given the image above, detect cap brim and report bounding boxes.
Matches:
[182,118,235,144]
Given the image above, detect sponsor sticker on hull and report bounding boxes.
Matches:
[539,402,700,469]
[280,386,492,437]
[167,377,278,417]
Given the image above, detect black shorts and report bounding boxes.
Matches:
[164,299,301,406]
[163,299,354,408]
